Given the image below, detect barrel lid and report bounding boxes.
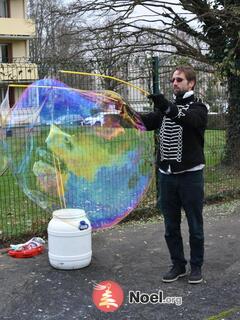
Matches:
[52,209,86,219]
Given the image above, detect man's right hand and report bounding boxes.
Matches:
[148,94,170,113]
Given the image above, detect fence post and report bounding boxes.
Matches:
[152,56,160,95]
[151,56,161,210]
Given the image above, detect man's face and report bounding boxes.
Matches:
[171,70,195,96]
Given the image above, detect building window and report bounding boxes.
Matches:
[0,0,8,17]
[0,87,7,105]
[0,44,11,63]
[0,44,8,63]
[0,87,14,107]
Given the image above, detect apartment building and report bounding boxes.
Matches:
[0,0,37,106]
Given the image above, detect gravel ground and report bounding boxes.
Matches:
[0,201,240,320]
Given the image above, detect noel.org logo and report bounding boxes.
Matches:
[92,280,124,312]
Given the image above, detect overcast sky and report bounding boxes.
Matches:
[62,0,198,30]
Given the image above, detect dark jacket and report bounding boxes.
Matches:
[141,92,208,173]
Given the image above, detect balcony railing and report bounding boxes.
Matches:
[0,57,34,63]
[0,58,38,82]
[0,18,35,38]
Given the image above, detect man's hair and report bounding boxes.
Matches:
[174,65,196,89]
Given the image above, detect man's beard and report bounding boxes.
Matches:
[174,89,187,97]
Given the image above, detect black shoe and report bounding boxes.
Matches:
[162,265,187,283]
[188,266,203,284]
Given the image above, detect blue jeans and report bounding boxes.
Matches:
[158,170,204,268]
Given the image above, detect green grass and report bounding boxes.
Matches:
[0,171,49,241]
[204,129,226,166]
[1,127,240,241]
[203,129,240,199]
[205,307,240,320]
[0,126,154,240]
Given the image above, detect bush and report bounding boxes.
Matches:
[207,113,228,130]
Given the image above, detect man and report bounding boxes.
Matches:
[141,65,208,284]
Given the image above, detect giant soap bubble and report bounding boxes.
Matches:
[4,79,153,230]
[0,91,11,175]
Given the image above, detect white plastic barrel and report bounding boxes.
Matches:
[48,208,92,270]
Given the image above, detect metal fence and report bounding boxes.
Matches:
[0,57,239,243]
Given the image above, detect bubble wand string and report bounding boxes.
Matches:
[56,156,66,209]
[58,70,150,96]
[8,84,122,103]
[52,155,84,229]
[52,154,66,209]
[8,84,88,91]
[52,154,63,209]
[51,154,82,229]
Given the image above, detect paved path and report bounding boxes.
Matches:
[0,208,240,320]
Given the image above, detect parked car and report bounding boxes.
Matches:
[8,108,40,127]
[52,114,84,126]
[83,112,119,126]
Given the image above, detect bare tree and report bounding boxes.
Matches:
[28,0,89,77]
[64,0,240,166]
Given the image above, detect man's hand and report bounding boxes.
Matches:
[148,94,170,113]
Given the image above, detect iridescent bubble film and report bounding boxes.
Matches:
[0,91,10,175]
[4,79,153,230]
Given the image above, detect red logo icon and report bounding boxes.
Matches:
[92,280,124,312]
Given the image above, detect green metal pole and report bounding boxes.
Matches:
[152,56,160,96]
[151,56,161,210]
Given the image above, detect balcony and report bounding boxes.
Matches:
[0,58,38,82]
[0,18,35,39]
